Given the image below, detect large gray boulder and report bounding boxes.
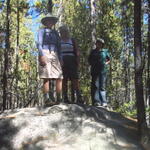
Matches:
[0,104,145,150]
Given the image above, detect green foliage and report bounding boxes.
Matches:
[146,106,150,113]
[0,0,38,108]
[116,100,137,118]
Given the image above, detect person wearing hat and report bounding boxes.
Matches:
[37,14,63,106]
[58,25,83,104]
[88,38,110,107]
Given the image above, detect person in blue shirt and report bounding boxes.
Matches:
[88,38,110,107]
[37,14,63,105]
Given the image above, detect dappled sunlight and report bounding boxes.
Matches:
[0,104,144,150]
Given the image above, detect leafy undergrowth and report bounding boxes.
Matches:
[115,101,137,119]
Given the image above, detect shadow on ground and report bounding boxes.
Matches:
[0,104,146,150]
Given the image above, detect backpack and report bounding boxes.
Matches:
[42,28,60,49]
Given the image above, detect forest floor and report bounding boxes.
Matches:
[0,103,148,150]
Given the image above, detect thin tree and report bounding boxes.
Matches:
[122,0,132,103]
[57,0,64,26]
[147,0,150,125]
[134,0,147,138]
[47,0,53,13]
[90,0,96,46]
[3,0,11,110]
[15,0,20,108]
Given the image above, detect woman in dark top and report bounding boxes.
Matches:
[59,25,82,103]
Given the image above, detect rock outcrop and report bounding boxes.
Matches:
[0,104,145,150]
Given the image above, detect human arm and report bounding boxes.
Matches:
[37,29,46,66]
[37,29,44,56]
[72,38,80,66]
[105,50,110,65]
[106,56,110,64]
[54,30,63,65]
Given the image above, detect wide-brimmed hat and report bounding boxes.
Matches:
[41,14,58,26]
[96,38,105,44]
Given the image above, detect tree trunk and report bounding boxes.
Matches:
[57,0,64,26]
[147,0,150,126]
[90,0,96,47]
[134,0,147,138]
[3,0,11,110]
[15,0,20,108]
[47,0,53,13]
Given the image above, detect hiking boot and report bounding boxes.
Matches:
[75,90,84,104]
[56,93,62,103]
[71,91,75,103]
[49,92,55,102]
[63,94,70,103]
[43,93,50,107]
[102,103,107,107]
[94,102,102,107]
[43,93,55,107]
[64,97,70,103]
[76,96,84,104]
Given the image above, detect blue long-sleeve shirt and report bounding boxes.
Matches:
[37,28,62,60]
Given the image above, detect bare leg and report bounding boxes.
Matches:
[56,79,62,102]
[72,79,79,90]
[71,81,75,103]
[43,79,50,105]
[63,78,69,102]
[63,78,68,95]
[43,79,50,93]
[56,79,62,93]
[71,79,83,103]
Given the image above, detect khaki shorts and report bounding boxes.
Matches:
[39,50,63,79]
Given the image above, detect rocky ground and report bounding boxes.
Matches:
[0,104,147,150]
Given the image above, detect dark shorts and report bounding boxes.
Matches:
[62,55,79,79]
